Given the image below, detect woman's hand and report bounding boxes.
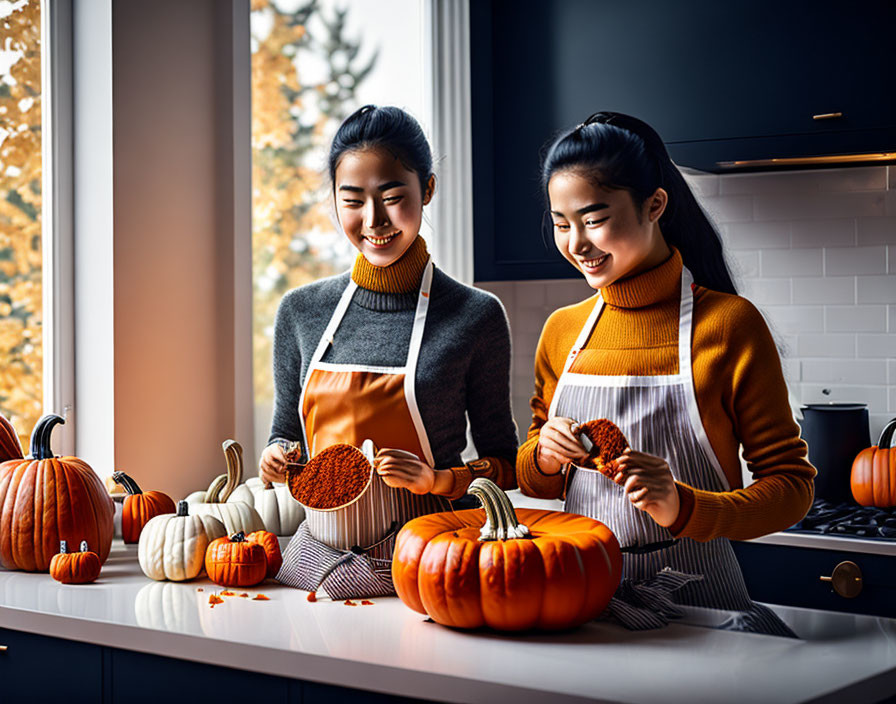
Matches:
[259,443,288,484]
[536,417,589,475]
[374,449,453,495]
[612,449,680,528]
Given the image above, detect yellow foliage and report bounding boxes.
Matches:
[0,0,43,444]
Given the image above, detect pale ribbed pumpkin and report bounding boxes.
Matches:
[0,415,114,571]
[227,440,303,535]
[392,478,623,632]
[185,440,264,536]
[851,418,896,507]
[138,500,226,581]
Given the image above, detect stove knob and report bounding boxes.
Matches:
[819,561,863,599]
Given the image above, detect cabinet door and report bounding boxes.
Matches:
[108,648,290,703]
[472,0,896,280]
[732,541,896,617]
[0,627,103,704]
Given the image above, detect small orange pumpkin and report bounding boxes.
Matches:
[246,530,282,578]
[851,418,896,507]
[49,540,101,584]
[205,531,267,587]
[112,471,176,543]
[392,478,623,632]
[0,412,23,462]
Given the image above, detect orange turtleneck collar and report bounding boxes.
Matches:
[351,235,429,294]
[601,246,683,309]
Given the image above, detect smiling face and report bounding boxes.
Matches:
[334,147,434,267]
[547,169,670,290]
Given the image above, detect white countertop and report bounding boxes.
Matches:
[2,533,896,704]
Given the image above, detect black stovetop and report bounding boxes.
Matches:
[784,498,896,540]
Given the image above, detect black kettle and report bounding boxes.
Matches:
[799,403,870,504]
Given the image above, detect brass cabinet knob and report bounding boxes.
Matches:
[812,112,843,120]
[819,560,863,598]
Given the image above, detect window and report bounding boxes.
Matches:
[250,0,427,452]
[0,0,42,449]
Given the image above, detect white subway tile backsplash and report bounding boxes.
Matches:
[700,195,754,223]
[887,191,896,217]
[890,305,896,333]
[761,248,823,277]
[890,387,896,414]
[801,359,887,385]
[814,167,887,193]
[727,250,760,279]
[825,305,888,332]
[544,280,591,307]
[857,275,896,304]
[781,358,800,383]
[761,306,825,334]
[726,221,790,249]
[792,276,855,304]
[791,219,856,248]
[800,384,888,409]
[797,333,855,358]
[857,333,896,358]
[890,359,896,384]
[856,216,896,245]
[739,278,792,305]
[825,246,888,276]
[753,192,887,221]
[681,171,720,198]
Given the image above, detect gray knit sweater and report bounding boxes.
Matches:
[268,267,519,471]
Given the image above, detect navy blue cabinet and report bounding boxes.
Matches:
[0,627,103,704]
[732,541,896,618]
[471,0,896,281]
[0,628,430,704]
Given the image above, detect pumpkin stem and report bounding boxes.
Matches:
[878,418,896,450]
[29,413,64,460]
[111,471,143,495]
[59,540,68,554]
[205,474,228,503]
[230,531,246,542]
[221,440,243,502]
[80,540,89,552]
[176,500,190,517]
[467,478,531,542]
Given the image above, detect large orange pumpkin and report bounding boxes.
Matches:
[851,418,896,507]
[0,412,23,462]
[392,478,622,632]
[0,414,114,571]
[112,470,176,543]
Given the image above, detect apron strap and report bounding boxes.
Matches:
[404,258,435,466]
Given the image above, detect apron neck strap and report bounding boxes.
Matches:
[559,265,697,379]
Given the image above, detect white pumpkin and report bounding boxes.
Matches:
[134,581,203,632]
[229,470,304,537]
[138,501,226,581]
[183,473,225,505]
[185,440,265,536]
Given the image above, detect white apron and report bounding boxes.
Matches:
[550,266,794,636]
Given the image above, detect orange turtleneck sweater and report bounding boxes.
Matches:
[516,247,816,542]
[351,235,516,500]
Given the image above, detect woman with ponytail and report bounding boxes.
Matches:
[263,106,517,598]
[517,111,815,635]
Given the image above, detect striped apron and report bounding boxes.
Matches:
[277,258,450,599]
[552,266,795,637]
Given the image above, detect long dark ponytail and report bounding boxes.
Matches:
[541,111,736,294]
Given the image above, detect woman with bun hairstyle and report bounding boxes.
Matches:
[264,106,517,597]
[517,111,815,635]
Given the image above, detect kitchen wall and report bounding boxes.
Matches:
[478,165,896,461]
